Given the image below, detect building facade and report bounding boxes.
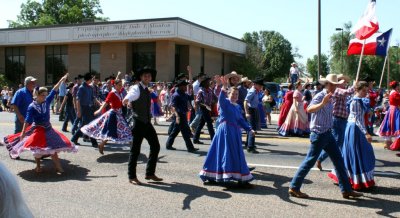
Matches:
[0,17,246,85]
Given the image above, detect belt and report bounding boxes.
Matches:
[333,115,347,120]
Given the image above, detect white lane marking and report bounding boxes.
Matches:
[247,163,400,176]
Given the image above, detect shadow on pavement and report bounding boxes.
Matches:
[17,159,98,182]
[375,159,400,168]
[222,171,311,207]
[143,182,232,210]
[97,153,168,164]
[308,194,400,218]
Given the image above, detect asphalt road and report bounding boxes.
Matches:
[0,112,399,218]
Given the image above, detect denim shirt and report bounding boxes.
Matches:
[11,87,33,118]
[77,82,94,106]
[171,89,189,114]
[245,87,259,109]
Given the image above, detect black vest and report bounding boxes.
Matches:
[130,85,151,124]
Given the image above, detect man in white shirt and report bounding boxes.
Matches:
[189,72,206,133]
[289,62,301,87]
[123,68,163,185]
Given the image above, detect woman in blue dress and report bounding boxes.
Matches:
[199,76,255,187]
[328,81,375,190]
[2,74,78,174]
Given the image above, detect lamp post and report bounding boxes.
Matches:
[336,27,344,74]
[317,0,321,79]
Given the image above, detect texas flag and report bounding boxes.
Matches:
[353,0,379,40]
[347,29,392,56]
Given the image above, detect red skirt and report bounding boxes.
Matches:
[2,123,78,159]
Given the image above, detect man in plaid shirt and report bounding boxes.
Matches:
[193,77,216,144]
[316,75,355,170]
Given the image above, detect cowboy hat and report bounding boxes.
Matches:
[175,80,190,87]
[136,68,157,81]
[362,76,375,83]
[200,76,211,87]
[241,77,251,83]
[225,71,242,81]
[252,77,264,86]
[337,74,351,83]
[319,74,344,85]
[291,62,297,66]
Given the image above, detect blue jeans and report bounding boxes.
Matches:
[189,107,202,130]
[71,105,98,146]
[290,74,298,86]
[71,114,82,135]
[62,106,76,131]
[318,116,347,162]
[290,131,352,193]
[193,107,215,142]
[14,116,23,133]
[245,108,258,148]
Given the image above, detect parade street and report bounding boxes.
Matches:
[0,112,399,218]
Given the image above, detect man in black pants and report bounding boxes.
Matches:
[166,80,199,153]
[70,73,99,148]
[123,68,163,185]
[193,77,216,144]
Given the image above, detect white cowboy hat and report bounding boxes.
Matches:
[241,77,251,83]
[337,74,351,83]
[225,71,242,81]
[291,62,297,66]
[319,74,345,85]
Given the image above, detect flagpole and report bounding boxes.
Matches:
[379,56,388,88]
[387,49,391,89]
[356,39,366,81]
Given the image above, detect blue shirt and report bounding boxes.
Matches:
[309,90,333,134]
[77,82,94,106]
[25,89,56,125]
[59,82,67,97]
[11,87,33,118]
[245,87,259,109]
[237,85,248,109]
[171,89,189,114]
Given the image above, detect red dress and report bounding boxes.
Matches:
[81,90,132,144]
[278,90,294,127]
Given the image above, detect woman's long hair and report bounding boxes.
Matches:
[0,162,33,218]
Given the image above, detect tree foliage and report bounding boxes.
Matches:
[232,30,295,81]
[8,0,108,28]
[306,54,329,79]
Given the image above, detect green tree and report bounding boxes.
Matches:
[8,0,108,28]
[306,54,329,79]
[233,31,295,81]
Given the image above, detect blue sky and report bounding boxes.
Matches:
[0,0,398,65]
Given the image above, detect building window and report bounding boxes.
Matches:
[132,42,155,71]
[200,48,205,73]
[90,44,100,78]
[5,47,25,85]
[45,45,68,85]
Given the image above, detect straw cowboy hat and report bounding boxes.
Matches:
[319,74,344,85]
[337,74,351,83]
[225,71,242,81]
[241,77,251,83]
